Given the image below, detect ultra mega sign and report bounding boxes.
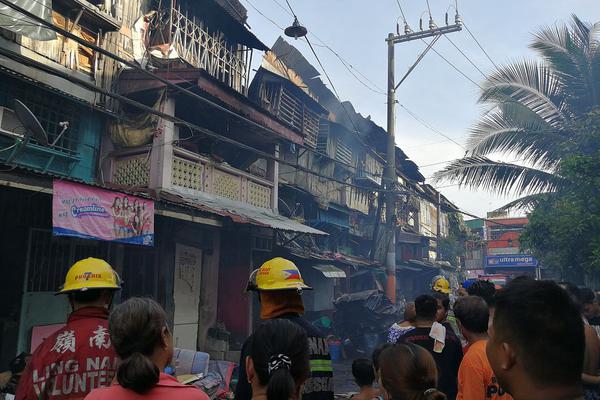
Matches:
[485,255,539,268]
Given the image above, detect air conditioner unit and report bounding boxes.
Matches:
[0,106,22,139]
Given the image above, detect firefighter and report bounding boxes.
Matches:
[235,257,334,400]
[16,258,121,400]
[432,275,451,295]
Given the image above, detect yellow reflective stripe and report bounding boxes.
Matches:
[310,359,333,372]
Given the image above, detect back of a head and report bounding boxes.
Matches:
[379,344,446,400]
[466,280,496,306]
[580,287,595,306]
[559,282,582,310]
[109,297,166,394]
[352,359,375,388]
[493,279,584,387]
[432,292,450,311]
[414,295,438,321]
[249,319,310,400]
[454,296,489,334]
[372,343,393,375]
[404,302,417,322]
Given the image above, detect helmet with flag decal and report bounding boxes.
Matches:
[247,257,312,292]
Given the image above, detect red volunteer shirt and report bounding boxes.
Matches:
[16,307,118,400]
[84,373,209,400]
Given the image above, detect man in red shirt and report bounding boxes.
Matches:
[16,258,121,400]
[454,296,511,400]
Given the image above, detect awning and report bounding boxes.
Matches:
[161,189,327,235]
[397,231,423,244]
[313,264,346,278]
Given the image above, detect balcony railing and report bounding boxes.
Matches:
[111,146,273,210]
[161,6,252,94]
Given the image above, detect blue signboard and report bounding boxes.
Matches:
[485,255,538,268]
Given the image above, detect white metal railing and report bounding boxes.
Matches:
[169,6,251,94]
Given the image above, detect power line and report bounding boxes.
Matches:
[422,39,484,89]
[265,0,386,95]
[395,0,407,23]
[284,0,296,17]
[444,35,487,79]
[399,104,466,150]
[0,45,402,195]
[5,0,381,175]
[462,21,500,71]
[303,36,364,138]
[0,0,407,194]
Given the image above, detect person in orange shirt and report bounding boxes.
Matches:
[454,296,511,400]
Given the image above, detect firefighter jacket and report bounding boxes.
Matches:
[16,307,117,400]
[235,314,334,400]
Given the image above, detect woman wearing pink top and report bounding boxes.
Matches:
[85,298,208,400]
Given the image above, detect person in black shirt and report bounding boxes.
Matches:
[397,295,463,400]
[235,258,334,400]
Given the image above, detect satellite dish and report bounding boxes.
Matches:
[14,99,48,146]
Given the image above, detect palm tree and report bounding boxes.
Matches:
[433,15,600,210]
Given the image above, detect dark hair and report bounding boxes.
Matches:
[379,343,446,400]
[352,358,375,387]
[560,282,583,310]
[466,280,496,306]
[454,296,489,334]
[109,297,166,393]
[404,301,417,322]
[248,319,310,400]
[414,295,438,320]
[580,287,595,306]
[69,289,104,304]
[432,292,450,311]
[494,279,584,386]
[372,343,392,373]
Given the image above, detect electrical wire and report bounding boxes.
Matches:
[284,0,296,17]
[462,20,500,71]
[425,0,432,18]
[399,104,466,150]
[422,39,484,90]
[0,42,402,195]
[265,0,386,95]
[395,0,407,23]
[444,35,487,79]
[4,0,381,176]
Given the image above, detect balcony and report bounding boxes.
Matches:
[110,146,274,210]
[356,153,383,186]
[149,2,267,95]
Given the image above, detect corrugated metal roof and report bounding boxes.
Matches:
[313,264,346,278]
[161,189,327,235]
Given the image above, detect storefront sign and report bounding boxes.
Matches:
[485,254,538,268]
[52,180,154,246]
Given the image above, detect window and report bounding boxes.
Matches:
[0,79,81,151]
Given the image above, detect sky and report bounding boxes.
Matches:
[240,0,600,218]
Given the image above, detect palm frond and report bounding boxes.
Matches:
[432,156,564,197]
[481,60,568,129]
[467,104,568,169]
[530,23,592,112]
[494,192,554,213]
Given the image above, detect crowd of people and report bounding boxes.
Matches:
[7,255,600,400]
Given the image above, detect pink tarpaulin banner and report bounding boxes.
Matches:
[52,180,154,246]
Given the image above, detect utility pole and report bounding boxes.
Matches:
[383,12,462,303]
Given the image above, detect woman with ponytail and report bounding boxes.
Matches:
[246,319,310,400]
[85,297,208,400]
[378,343,447,400]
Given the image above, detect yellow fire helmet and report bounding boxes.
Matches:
[247,257,312,292]
[57,257,122,295]
[432,275,451,294]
